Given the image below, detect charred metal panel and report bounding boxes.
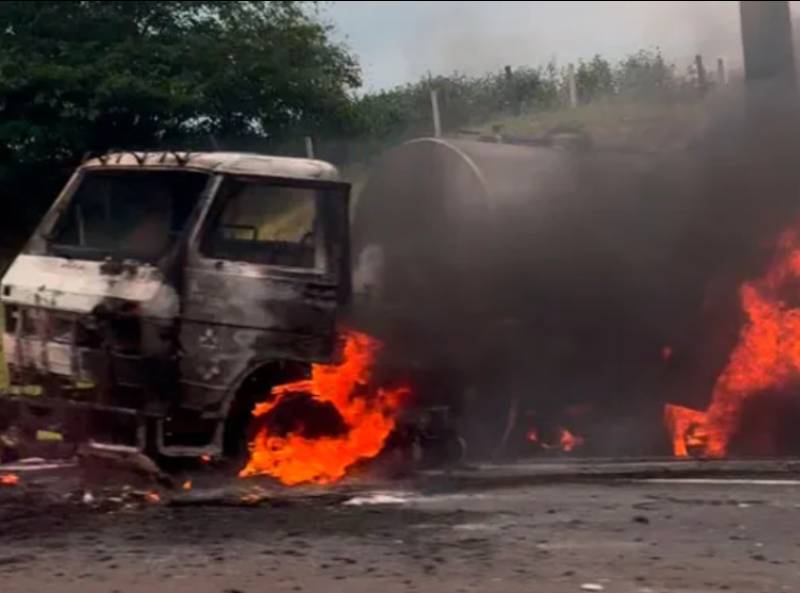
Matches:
[81,152,341,181]
[179,175,350,412]
[2,254,175,315]
[0,153,350,454]
[184,268,337,333]
[179,321,335,409]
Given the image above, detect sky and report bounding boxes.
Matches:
[325,1,782,91]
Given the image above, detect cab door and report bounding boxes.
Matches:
[178,174,350,410]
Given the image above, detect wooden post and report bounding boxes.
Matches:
[695,54,707,92]
[567,63,578,108]
[430,89,442,137]
[716,58,726,85]
[505,65,521,115]
[304,136,315,159]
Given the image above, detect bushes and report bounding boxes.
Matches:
[342,49,695,152]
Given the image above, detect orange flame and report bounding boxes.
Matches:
[0,473,19,486]
[665,226,800,457]
[528,426,584,452]
[239,330,409,486]
[559,427,584,452]
[145,491,161,504]
[182,480,192,491]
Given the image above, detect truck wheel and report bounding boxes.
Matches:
[421,432,467,467]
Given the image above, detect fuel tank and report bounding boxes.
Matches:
[351,137,654,349]
[351,136,687,454]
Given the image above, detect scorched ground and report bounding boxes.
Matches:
[1,459,799,593]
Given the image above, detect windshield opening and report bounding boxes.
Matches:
[49,170,208,262]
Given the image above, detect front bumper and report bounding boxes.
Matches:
[0,390,148,450]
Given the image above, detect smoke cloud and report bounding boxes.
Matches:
[352,78,800,458]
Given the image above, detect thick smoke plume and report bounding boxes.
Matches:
[352,78,800,458]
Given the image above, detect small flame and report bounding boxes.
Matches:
[527,426,584,452]
[665,225,800,457]
[182,480,192,491]
[0,473,19,486]
[200,454,212,464]
[145,491,161,504]
[559,427,584,452]
[239,330,409,486]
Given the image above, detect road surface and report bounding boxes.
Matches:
[1,459,799,593]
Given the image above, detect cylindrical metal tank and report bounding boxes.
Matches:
[351,136,675,455]
[352,137,653,330]
[352,138,581,318]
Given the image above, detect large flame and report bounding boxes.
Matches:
[665,226,800,457]
[239,330,408,486]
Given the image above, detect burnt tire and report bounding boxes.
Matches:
[420,432,467,467]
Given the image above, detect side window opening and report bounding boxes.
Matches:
[201,178,320,269]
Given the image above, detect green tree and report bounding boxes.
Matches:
[0,1,359,245]
[576,55,614,103]
[615,49,676,100]
[347,67,553,149]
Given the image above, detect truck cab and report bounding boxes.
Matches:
[0,151,351,457]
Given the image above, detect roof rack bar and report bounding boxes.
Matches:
[171,151,191,166]
[129,151,145,165]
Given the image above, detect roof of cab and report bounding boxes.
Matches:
[81,151,340,181]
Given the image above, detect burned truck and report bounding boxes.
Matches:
[0,138,709,463]
[0,152,351,458]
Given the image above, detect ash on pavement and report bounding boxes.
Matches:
[1,459,799,593]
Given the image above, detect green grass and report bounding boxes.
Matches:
[476,99,708,152]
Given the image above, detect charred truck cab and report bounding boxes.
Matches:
[0,152,351,457]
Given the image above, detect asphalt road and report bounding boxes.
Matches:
[1,461,799,593]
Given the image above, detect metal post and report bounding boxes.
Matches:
[567,63,578,108]
[430,89,442,137]
[739,1,797,122]
[304,136,315,159]
[717,58,726,86]
[740,1,795,86]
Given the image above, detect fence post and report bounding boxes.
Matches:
[505,65,522,115]
[304,136,315,159]
[430,89,442,137]
[567,63,578,108]
[695,54,707,92]
[717,58,726,85]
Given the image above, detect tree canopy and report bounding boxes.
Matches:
[0,1,360,241]
[0,1,700,250]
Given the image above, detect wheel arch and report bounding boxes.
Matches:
[220,358,311,456]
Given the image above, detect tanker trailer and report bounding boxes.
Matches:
[351,137,680,458]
